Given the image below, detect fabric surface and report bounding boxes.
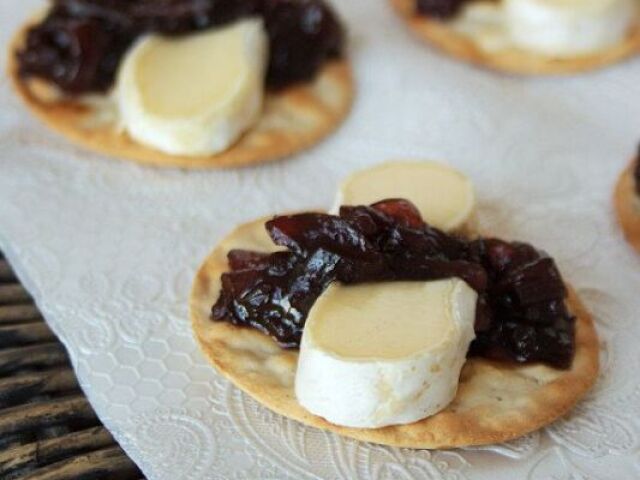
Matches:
[1,1,639,478]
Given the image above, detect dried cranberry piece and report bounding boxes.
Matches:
[266,213,389,283]
[468,238,575,369]
[266,213,380,261]
[18,8,135,93]
[416,0,470,19]
[227,249,275,271]
[473,296,492,332]
[129,0,261,34]
[371,199,424,229]
[501,298,567,326]
[261,0,344,89]
[496,257,566,305]
[468,239,539,276]
[52,0,133,26]
[227,250,299,277]
[388,258,488,292]
[378,223,466,263]
[213,249,339,347]
[470,317,574,369]
[477,239,518,273]
[339,203,467,261]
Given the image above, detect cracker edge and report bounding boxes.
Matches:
[189,217,600,449]
[389,0,640,75]
[6,19,354,169]
[614,160,640,253]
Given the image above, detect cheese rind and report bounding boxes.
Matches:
[333,161,475,232]
[505,0,636,56]
[451,2,511,53]
[294,279,477,428]
[116,19,267,156]
[451,0,636,57]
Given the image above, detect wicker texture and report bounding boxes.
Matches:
[0,253,143,480]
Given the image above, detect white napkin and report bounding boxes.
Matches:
[1,1,639,478]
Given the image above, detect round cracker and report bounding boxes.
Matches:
[190,217,600,449]
[389,0,640,75]
[7,20,354,169]
[614,159,640,253]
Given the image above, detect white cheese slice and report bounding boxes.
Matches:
[295,279,477,428]
[333,161,475,232]
[451,2,512,53]
[116,19,267,156]
[451,0,635,57]
[505,0,636,56]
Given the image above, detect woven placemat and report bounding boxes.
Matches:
[0,251,144,480]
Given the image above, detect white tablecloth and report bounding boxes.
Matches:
[2,1,640,478]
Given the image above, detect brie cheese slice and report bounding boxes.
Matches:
[116,19,267,156]
[295,279,477,428]
[505,0,636,56]
[333,161,476,232]
[451,2,512,53]
[452,0,636,57]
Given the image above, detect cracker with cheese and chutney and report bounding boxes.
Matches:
[9,0,353,168]
[190,161,599,448]
[390,0,640,75]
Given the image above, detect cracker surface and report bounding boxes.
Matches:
[190,217,600,448]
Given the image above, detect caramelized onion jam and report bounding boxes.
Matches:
[415,0,471,19]
[212,199,575,369]
[17,0,345,94]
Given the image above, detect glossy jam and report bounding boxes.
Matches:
[416,0,470,19]
[17,4,136,94]
[17,0,344,94]
[212,199,575,368]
